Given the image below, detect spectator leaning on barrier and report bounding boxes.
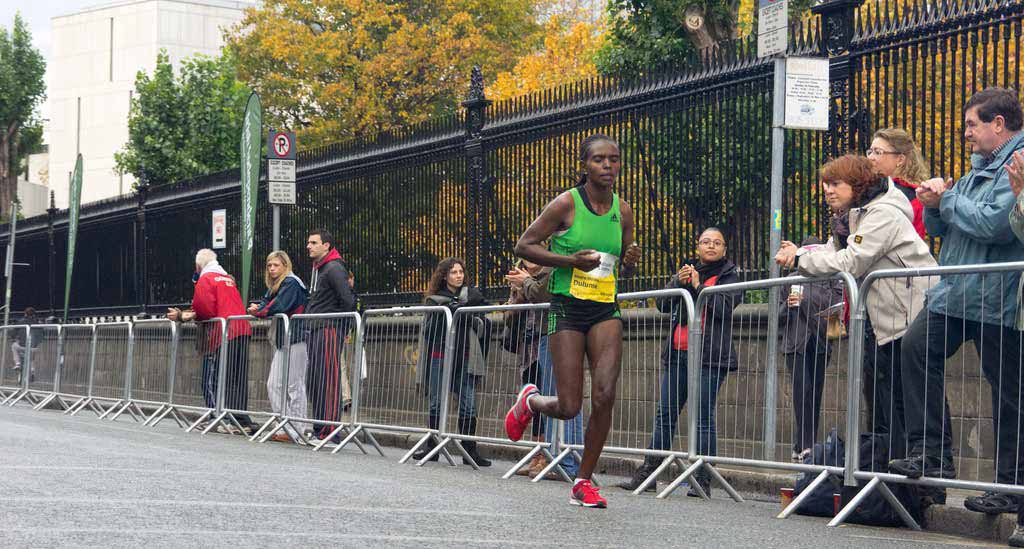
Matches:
[167,248,255,434]
[304,229,356,442]
[248,251,308,443]
[776,236,844,462]
[775,155,937,463]
[10,307,42,381]
[618,227,739,497]
[414,257,492,467]
[891,87,1024,516]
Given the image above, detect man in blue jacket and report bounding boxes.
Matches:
[892,88,1024,516]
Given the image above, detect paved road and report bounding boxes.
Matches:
[0,405,1000,548]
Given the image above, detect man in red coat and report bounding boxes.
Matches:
[168,249,254,433]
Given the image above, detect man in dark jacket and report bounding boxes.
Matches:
[304,229,356,439]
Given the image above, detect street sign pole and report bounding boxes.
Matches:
[4,200,19,326]
[273,203,280,252]
[758,0,789,464]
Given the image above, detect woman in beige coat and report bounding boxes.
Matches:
[775,155,936,460]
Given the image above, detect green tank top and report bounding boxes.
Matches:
[549,187,623,303]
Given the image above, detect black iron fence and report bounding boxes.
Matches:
[6,0,1022,318]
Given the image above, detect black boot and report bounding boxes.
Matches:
[687,469,712,498]
[412,413,441,462]
[462,441,492,467]
[460,416,491,467]
[616,457,660,491]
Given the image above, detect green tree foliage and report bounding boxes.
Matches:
[115,50,250,187]
[0,13,46,220]
[595,0,815,78]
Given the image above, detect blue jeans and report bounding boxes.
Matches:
[650,349,728,456]
[538,335,585,477]
[427,357,478,424]
[201,354,218,409]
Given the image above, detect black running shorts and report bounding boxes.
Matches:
[546,294,621,335]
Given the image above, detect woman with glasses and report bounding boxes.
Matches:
[866,128,929,240]
[775,155,937,465]
[617,227,739,497]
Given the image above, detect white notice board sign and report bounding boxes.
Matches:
[757,0,788,58]
[784,57,830,130]
[269,181,296,205]
[268,159,296,182]
[212,209,227,249]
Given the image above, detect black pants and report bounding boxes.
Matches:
[785,340,830,454]
[306,327,345,424]
[901,310,1024,484]
[224,335,253,428]
[863,335,908,460]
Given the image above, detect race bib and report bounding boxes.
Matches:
[569,252,618,303]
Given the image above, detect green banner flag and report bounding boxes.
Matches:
[64,154,83,322]
[240,92,262,305]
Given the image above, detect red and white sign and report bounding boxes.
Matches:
[271,132,292,158]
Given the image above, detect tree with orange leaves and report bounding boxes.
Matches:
[225,0,544,148]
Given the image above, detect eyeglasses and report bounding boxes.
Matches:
[699,239,725,247]
[865,148,900,157]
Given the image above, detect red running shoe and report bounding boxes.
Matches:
[504,384,539,441]
[570,479,607,508]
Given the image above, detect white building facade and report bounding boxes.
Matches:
[47,0,250,209]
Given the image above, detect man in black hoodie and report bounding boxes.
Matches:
[304,229,356,439]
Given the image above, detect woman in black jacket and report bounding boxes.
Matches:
[618,227,739,496]
[413,257,491,466]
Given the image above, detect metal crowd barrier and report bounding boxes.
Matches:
[171,318,228,432]
[258,312,369,453]
[113,319,177,423]
[250,314,301,442]
[14,261,1024,533]
[542,289,700,491]
[201,314,265,436]
[656,274,858,511]
[70,322,132,418]
[0,326,24,401]
[54,324,96,413]
[356,306,451,463]
[431,303,566,477]
[1,325,57,408]
[21,325,62,410]
[832,262,1024,530]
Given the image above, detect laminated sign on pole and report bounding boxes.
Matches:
[267,130,297,252]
